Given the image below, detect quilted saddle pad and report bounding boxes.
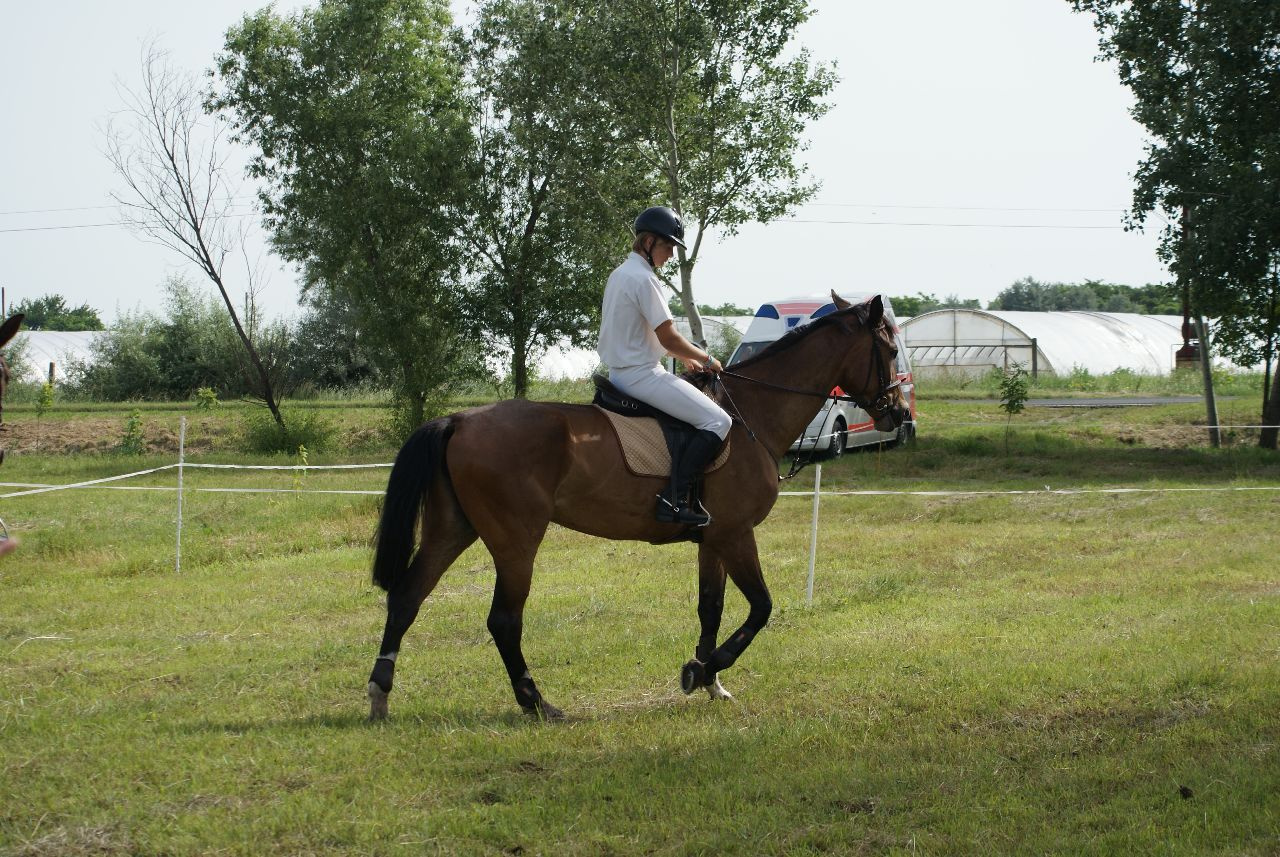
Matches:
[596,406,731,478]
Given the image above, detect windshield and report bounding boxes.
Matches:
[728,341,773,366]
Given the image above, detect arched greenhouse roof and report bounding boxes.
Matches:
[899,309,1221,377]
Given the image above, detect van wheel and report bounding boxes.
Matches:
[827,417,847,458]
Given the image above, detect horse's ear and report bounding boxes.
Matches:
[0,314,23,348]
[831,290,852,310]
[865,295,884,327]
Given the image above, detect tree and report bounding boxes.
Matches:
[998,364,1030,454]
[11,295,104,331]
[987,277,1178,313]
[587,0,837,344]
[106,42,288,429]
[666,297,755,316]
[1070,0,1280,448]
[462,1,648,398]
[291,289,380,393]
[891,292,981,317]
[212,0,480,433]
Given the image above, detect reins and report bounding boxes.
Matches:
[710,317,901,481]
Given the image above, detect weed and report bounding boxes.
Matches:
[118,408,145,455]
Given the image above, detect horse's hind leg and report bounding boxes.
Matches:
[368,504,476,721]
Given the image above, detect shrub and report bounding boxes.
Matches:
[118,409,146,455]
[240,408,336,454]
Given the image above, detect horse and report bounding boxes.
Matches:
[0,313,25,465]
[367,292,907,720]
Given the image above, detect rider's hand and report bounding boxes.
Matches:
[705,356,723,374]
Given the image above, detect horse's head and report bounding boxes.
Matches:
[0,313,25,465]
[830,292,908,432]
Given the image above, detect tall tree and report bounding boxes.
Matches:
[1070,0,1280,448]
[106,43,288,428]
[588,0,837,344]
[211,0,478,433]
[463,0,648,397]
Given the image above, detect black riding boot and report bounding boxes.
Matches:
[656,429,724,527]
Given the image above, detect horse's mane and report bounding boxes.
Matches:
[682,305,868,402]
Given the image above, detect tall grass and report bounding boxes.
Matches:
[920,366,1266,399]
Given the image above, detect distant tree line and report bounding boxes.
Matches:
[890,278,1179,317]
[985,278,1180,313]
[665,298,756,317]
[58,277,380,402]
[10,295,105,331]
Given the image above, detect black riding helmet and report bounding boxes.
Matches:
[633,206,687,249]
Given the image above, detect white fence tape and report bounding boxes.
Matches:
[0,465,177,499]
[2,414,1276,587]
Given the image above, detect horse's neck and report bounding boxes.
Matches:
[726,324,860,459]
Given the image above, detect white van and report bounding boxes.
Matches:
[726,294,917,456]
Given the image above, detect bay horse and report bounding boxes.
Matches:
[368,293,906,719]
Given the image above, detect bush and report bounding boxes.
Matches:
[240,408,337,454]
[62,276,290,402]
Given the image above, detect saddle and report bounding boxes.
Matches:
[591,375,730,478]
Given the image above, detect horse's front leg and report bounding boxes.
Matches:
[682,529,771,699]
[685,540,733,700]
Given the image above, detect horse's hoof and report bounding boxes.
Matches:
[706,677,734,701]
[681,659,707,695]
[524,699,565,721]
[368,681,389,721]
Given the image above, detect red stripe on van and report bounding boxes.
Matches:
[772,301,823,314]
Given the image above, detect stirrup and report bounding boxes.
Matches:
[655,495,712,527]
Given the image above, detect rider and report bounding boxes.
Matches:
[597,206,732,527]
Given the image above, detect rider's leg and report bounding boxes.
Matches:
[609,365,731,525]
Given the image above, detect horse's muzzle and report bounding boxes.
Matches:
[872,408,902,433]
[868,386,909,433]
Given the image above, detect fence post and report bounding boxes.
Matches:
[806,463,822,606]
[175,416,186,573]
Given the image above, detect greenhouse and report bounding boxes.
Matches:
[899,309,1213,378]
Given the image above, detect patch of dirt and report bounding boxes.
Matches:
[0,418,232,456]
[1109,424,1223,449]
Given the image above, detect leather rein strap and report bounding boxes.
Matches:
[711,318,900,480]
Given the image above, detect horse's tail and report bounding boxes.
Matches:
[371,417,454,592]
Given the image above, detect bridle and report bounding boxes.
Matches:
[711,316,902,479]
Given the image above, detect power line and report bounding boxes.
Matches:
[804,202,1126,214]
[3,215,1123,235]
[779,218,1123,229]
[0,196,258,217]
[0,211,260,234]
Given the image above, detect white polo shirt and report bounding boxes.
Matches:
[597,252,673,369]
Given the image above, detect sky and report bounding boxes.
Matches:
[0,1,1170,325]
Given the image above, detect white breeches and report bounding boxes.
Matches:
[608,364,732,440]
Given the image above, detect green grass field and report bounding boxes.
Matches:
[1,400,1277,855]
